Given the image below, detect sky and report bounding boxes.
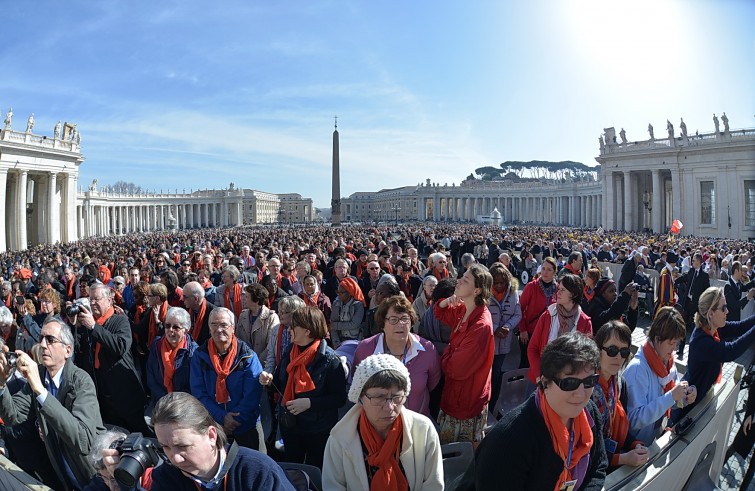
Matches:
[1,0,753,208]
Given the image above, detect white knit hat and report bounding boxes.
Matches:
[348,354,411,403]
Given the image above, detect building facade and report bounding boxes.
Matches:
[342,119,755,239]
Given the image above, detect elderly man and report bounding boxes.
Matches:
[182,281,215,344]
[359,260,382,303]
[190,307,265,451]
[412,275,438,333]
[556,251,584,280]
[0,318,105,490]
[71,283,148,434]
[498,252,517,278]
[62,267,78,303]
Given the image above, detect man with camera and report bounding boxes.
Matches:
[69,283,149,434]
[0,318,105,490]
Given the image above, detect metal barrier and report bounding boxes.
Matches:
[0,455,51,490]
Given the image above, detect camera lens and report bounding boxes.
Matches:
[5,353,17,367]
[114,453,148,488]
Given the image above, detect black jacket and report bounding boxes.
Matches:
[585,292,638,334]
[272,340,347,434]
[677,268,710,313]
[725,277,755,322]
[455,395,607,491]
[618,257,638,292]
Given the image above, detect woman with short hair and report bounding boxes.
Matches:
[624,307,697,445]
[215,265,243,320]
[353,295,441,418]
[146,307,198,417]
[323,354,443,491]
[528,273,592,385]
[592,321,649,470]
[237,283,279,361]
[455,332,607,491]
[102,392,294,491]
[16,287,61,354]
[261,306,346,468]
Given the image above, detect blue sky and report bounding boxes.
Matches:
[2,0,753,208]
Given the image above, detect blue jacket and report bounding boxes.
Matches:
[191,338,263,437]
[488,289,522,355]
[146,334,198,413]
[684,313,755,405]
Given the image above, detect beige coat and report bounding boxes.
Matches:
[236,305,279,362]
[323,404,444,491]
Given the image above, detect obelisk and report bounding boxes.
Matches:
[331,116,342,226]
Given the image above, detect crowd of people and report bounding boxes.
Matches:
[0,222,753,490]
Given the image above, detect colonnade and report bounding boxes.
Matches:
[417,192,602,227]
[1,169,78,251]
[76,199,244,238]
[603,168,675,233]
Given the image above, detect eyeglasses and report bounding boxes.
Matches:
[210,323,232,330]
[386,316,412,326]
[41,334,64,346]
[602,345,631,359]
[550,374,600,391]
[362,393,407,407]
[368,267,380,270]
[164,323,184,331]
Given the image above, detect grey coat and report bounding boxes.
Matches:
[0,358,105,490]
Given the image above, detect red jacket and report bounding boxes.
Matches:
[527,304,592,383]
[519,280,556,335]
[435,302,494,419]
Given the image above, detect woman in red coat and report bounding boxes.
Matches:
[528,273,592,384]
[434,264,494,446]
[517,257,558,369]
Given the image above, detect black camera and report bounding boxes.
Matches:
[64,299,91,317]
[111,432,162,487]
[4,352,17,368]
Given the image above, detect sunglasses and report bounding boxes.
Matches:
[41,334,64,345]
[602,345,631,359]
[550,373,599,391]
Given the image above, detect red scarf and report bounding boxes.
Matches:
[642,341,676,417]
[160,335,186,392]
[274,273,283,288]
[358,410,408,491]
[66,279,75,300]
[284,340,320,403]
[492,289,506,303]
[134,304,146,325]
[3,294,11,308]
[356,261,367,279]
[539,389,593,491]
[224,284,243,320]
[191,300,208,341]
[94,307,115,369]
[433,267,449,280]
[208,336,238,403]
[149,302,168,347]
[704,328,723,384]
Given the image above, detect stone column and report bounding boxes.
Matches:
[0,170,6,252]
[652,169,662,233]
[604,172,613,230]
[46,172,60,243]
[16,171,28,250]
[623,171,632,231]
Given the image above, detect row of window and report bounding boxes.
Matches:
[700,180,755,226]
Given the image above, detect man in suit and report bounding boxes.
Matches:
[0,318,105,490]
[724,261,755,322]
[618,250,643,292]
[676,252,710,357]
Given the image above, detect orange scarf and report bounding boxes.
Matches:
[284,340,320,403]
[191,300,208,341]
[148,302,168,347]
[208,336,238,403]
[302,292,320,308]
[224,284,243,320]
[433,267,449,280]
[596,376,629,456]
[94,307,115,369]
[705,328,723,384]
[643,341,676,417]
[134,304,146,325]
[358,410,408,491]
[493,289,506,303]
[539,389,593,491]
[340,277,367,307]
[160,335,186,392]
